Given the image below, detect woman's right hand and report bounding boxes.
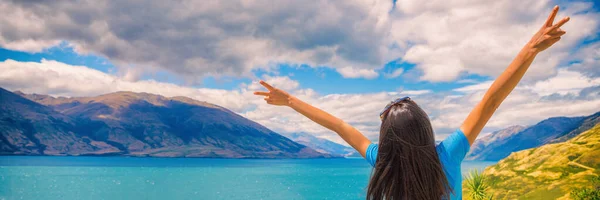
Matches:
[253,80,293,106]
[526,5,570,53]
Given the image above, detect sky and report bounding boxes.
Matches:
[0,0,599,145]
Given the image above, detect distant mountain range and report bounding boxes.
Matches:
[473,123,600,199]
[466,111,600,161]
[0,88,333,158]
[281,132,360,157]
[3,86,597,161]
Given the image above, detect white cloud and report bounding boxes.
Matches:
[391,0,600,82]
[0,39,61,53]
[400,90,432,95]
[0,59,252,112]
[454,81,494,92]
[0,0,396,80]
[1,59,599,146]
[335,67,379,79]
[454,69,600,97]
[384,68,404,78]
[567,41,600,77]
[1,0,596,83]
[527,68,600,96]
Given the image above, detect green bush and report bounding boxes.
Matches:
[571,176,600,200]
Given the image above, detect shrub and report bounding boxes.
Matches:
[571,176,600,200]
[464,169,494,200]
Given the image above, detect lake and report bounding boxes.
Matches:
[0,156,496,200]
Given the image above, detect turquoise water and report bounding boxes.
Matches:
[0,156,496,200]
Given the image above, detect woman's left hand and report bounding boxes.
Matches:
[253,80,293,106]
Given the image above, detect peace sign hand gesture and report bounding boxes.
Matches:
[254,80,293,106]
[527,5,570,53]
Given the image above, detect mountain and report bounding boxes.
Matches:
[473,123,600,199]
[0,88,121,155]
[549,111,600,143]
[466,125,526,161]
[1,88,331,158]
[281,132,357,157]
[465,114,590,161]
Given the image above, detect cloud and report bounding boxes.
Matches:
[527,68,600,96]
[454,81,494,92]
[390,0,600,82]
[0,59,252,112]
[0,39,61,53]
[399,90,432,95]
[1,59,598,145]
[384,68,404,78]
[454,68,600,96]
[0,0,397,80]
[567,41,600,78]
[2,0,596,83]
[335,67,379,79]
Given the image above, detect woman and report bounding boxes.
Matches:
[254,6,569,200]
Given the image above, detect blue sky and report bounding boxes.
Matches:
[0,0,598,144]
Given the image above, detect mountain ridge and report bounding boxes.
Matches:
[465,112,599,161]
[1,88,332,158]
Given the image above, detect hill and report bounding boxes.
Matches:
[466,125,526,161]
[465,114,595,161]
[476,124,600,199]
[0,88,121,155]
[1,88,330,158]
[550,112,600,143]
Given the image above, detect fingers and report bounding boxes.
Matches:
[263,97,274,104]
[549,30,566,38]
[545,5,559,27]
[547,37,561,45]
[254,91,270,96]
[259,80,276,91]
[550,17,570,32]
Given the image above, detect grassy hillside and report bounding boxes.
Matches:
[465,124,600,199]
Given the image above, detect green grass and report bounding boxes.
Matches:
[521,186,564,200]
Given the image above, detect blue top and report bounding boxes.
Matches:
[365,128,470,200]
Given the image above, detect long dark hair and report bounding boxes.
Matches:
[366,98,451,200]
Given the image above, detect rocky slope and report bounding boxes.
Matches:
[474,124,600,199]
[1,88,331,158]
[0,88,123,156]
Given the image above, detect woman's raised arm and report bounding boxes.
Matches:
[254,81,372,157]
[460,5,570,145]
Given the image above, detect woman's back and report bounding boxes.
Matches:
[365,129,470,200]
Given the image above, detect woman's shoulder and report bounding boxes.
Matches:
[436,129,470,164]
